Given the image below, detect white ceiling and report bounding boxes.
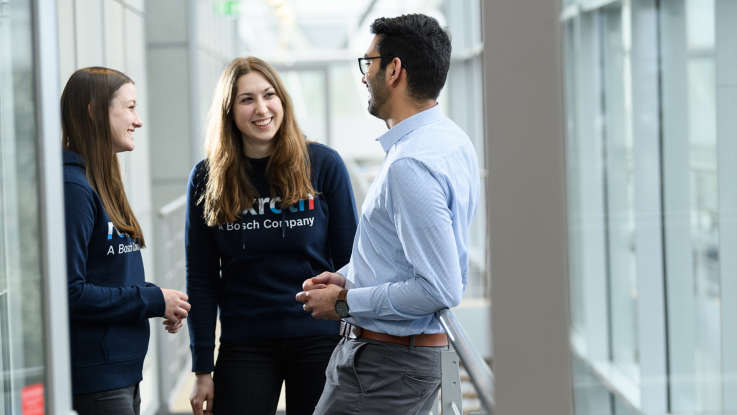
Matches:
[237,0,447,64]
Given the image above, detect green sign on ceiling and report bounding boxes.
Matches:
[214,0,240,17]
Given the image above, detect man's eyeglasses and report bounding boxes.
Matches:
[357,56,406,75]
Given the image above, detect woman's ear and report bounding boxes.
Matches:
[87,103,94,120]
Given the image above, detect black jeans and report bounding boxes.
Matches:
[73,383,140,415]
[213,334,341,415]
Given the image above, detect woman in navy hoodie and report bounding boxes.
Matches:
[186,57,358,415]
[62,67,191,415]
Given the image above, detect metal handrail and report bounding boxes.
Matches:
[155,193,191,412]
[438,308,495,414]
[159,193,187,217]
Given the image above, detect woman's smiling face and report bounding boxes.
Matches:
[109,82,142,153]
[233,72,284,156]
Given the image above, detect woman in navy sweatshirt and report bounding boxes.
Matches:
[186,57,358,415]
[62,67,191,415]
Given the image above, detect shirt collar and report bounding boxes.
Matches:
[377,104,443,153]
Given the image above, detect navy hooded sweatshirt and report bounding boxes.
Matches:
[63,150,166,395]
[186,143,358,372]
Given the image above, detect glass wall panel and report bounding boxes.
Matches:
[280,69,329,144]
[601,4,639,383]
[564,18,586,339]
[572,355,613,415]
[443,0,486,299]
[0,0,48,412]
[565,0,733,412]
[0,295,8,413]
[661,0,721,412]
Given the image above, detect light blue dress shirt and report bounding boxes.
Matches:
[337,104,480,336]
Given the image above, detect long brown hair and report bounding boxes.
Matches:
[61,67,146,246]
[201,56,315,226]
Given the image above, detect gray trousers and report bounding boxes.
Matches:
[313,337,443,415]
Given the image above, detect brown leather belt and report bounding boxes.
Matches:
[339,321,448,347]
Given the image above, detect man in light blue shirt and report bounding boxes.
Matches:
[296,14,479,415]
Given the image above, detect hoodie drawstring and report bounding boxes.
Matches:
[281,209,286,238]
[241,201,286,244]
[240,212,246,249]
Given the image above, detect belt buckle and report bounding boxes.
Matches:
[349,325,362,339]
[340,321,362,339]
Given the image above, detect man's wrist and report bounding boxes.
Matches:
[335,289,351,318]
[335,272,347,288]
[195,371,211,376]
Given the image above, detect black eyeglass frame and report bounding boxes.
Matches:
[357,56,407,75]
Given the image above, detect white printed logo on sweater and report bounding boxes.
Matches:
[106,222,141,255]
[218,194,316,232]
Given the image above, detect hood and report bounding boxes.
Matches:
[63,149,86,169]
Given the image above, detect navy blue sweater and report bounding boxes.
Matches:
[63,150,166,395]
[186,143,358,372]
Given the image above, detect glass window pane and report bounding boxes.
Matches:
[661,0,721,412]
[688,56,721,412]
[601,4,639,383]
[564,19,586,337]
[0,0,48,411]
[0,295,9,413]
[280,69,328,144]
[566,0,732,412]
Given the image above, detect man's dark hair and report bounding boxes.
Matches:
[370,14,452,102]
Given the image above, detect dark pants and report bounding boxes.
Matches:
[314,338,443,415]
[213,334,341,415]
[73,383,140,415]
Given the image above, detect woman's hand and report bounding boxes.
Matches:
[163,318,184,334]
[161,288,191,321]
[190,373,214,415]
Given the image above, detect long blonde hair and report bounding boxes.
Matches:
[201,57,315,226]
[61,67,146,246]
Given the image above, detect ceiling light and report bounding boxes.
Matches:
[276,5,290,16]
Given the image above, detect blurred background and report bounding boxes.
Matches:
[3,0,737,414]
[3,0,488,413]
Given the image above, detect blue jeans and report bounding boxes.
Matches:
[213,334,341,415]
[73,383,140,415]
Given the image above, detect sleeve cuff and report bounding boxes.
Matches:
[140,286,166,319]
[346,287,374,317]
[337,264,354,289]
[191,346,215,372]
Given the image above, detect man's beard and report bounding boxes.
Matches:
[367,70,390,118]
